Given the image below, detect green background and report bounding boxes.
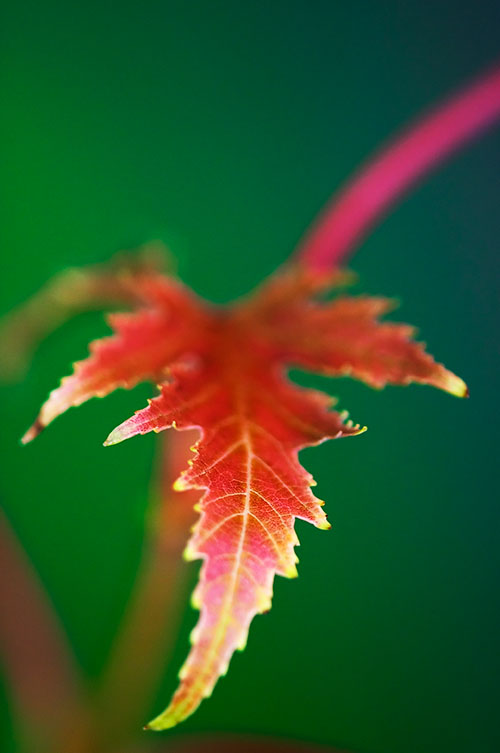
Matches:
[1,2,499,752]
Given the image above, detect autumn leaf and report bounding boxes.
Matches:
[0,242,169,383]
[22,264,466,729]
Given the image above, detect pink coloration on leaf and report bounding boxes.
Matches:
[107,363,361,729]
[250,280,467,395]
[15,59,498,737]
[22,277,209,443]
[297,63,500,269]
[23,265,466,729]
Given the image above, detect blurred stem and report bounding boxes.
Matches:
[0,511,94,753]
[0,241,168,382]
[297,62,500,270]
[94,429,200,750]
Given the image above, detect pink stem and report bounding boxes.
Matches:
[297,63,500,270]
[0,512,93,752]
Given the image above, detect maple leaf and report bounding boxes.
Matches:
[22,265,466,729]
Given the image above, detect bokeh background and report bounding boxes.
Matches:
[1,2,499,752]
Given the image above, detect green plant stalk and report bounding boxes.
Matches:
[93,429,199,750]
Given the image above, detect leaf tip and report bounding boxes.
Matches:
[183,543,196,561]
[190,587,202,609]
[103,426,127,446]
[21,418,44,445]
[144,713,177,732]
[443,373,469,398]
[173,475,189,492]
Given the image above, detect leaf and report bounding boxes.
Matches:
[245,276,467,395]
[21,277,210,443]
[107,363,362,729]
[0,241,169,383]
[23,264,466,729]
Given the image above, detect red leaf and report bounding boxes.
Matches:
[23,265,466,729]
[21,277,210,443]
[247,273,467,395]
[106,355,361,728]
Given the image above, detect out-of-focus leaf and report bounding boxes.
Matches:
[0,241,169,383]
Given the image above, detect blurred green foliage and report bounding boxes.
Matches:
[1,2,499,752]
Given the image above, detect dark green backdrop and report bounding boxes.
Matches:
[1,2,499,752]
